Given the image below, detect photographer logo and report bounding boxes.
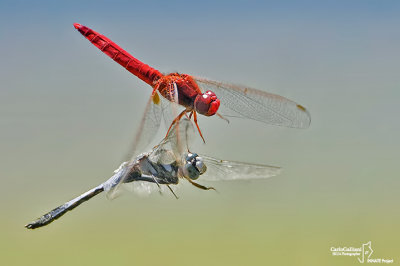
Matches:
[330,241,393,264]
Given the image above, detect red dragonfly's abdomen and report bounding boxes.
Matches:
[73,23,163,86]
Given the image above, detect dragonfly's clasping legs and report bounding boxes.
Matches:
[165,109,187,140]
[192,111,206,143]
[166,110,206,144]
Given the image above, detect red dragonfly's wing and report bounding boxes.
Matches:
[193,77,311,129]
[124,92,163,160]
[107,85,185,199]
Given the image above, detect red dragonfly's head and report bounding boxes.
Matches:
[194,91,220,116]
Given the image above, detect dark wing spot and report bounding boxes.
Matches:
[297,104,307,112]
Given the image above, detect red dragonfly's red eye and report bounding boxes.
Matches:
[194,91,220,116]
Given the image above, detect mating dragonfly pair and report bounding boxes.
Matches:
[25,24,311,229]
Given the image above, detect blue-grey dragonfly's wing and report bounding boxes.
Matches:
[194,77,311,129]
[199,155,281,181]
[25,89,190,228]
[148,117,195,164]
[106,116,194,199]
[165,118,281,181]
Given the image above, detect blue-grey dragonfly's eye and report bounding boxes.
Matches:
[185,153,198,162]
[183,153,207,180]
[195,157,207,174]
[184,163,200,180]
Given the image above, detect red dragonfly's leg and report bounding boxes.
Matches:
[151,87,158,96]
[192,111,206,143]
[165,109,188,139]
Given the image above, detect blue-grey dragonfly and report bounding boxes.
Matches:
[25,119,280,229]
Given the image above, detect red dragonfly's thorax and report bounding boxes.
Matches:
[155,73,202,110]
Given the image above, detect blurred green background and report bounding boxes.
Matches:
[1,0,399,265]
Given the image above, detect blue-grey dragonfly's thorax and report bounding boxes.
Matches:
[137,154,180,184]
[183,153,207,180]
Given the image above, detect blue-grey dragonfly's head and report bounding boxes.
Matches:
[183,153,207,180]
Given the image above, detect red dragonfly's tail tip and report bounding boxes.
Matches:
[73,23,81,29]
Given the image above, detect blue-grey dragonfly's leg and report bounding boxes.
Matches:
[131,175,173,184]
[165,184,179,199]
[185,177,216,191]
[25,184,104,229]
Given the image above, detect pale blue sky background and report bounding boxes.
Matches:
[0,1,399,265]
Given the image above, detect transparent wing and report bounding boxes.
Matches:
[109,81,183,196]
[104,159,141,199]
[123,181,175,197]
[123,81,185,160]
[124,92,163,160]
[149,117,195,165]
[106,91,164,198]
[200,155,281,181]
[194,77,311,129]
[103,161,180,198]
[106,111,193,199]
[125,81,185,161]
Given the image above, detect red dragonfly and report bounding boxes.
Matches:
[73,23,311,147]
